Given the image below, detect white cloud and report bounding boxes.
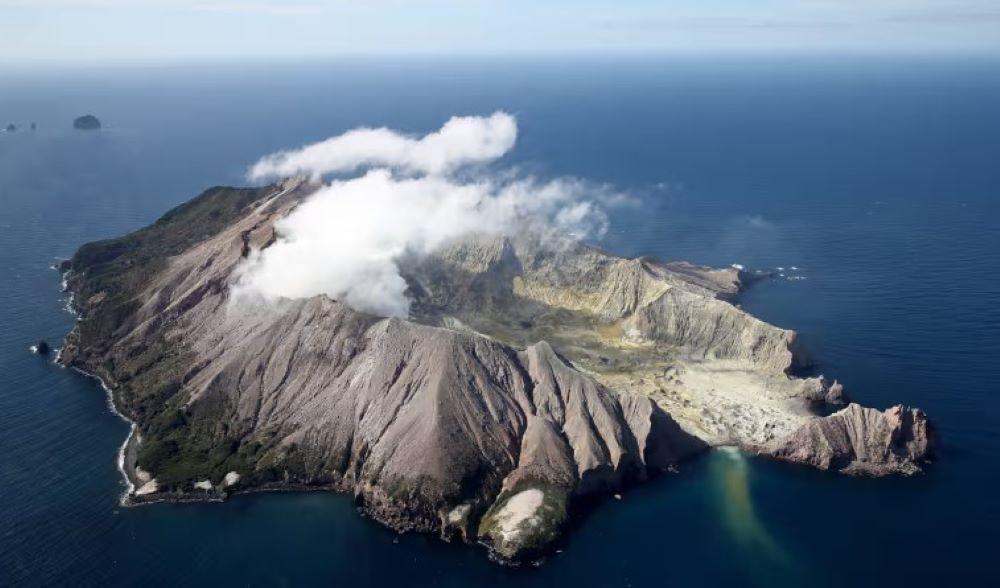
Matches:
[234,113,617,318]
[248,112,517,180]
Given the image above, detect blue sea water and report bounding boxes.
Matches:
[1,57,998,586]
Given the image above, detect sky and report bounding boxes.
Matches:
[2,0,1000,63]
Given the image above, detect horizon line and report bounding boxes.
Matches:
[4,47,1000,70]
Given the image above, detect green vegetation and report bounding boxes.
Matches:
[135,402,318,491]
[65,185,276,491]
[477,481,570,559]
[135,403,281,490]
[66,185,270,303]
[64,185,271,358]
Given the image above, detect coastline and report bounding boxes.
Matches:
[69,365,138,504]
[58,266,140,505]
[57,266,334,509]
[68,362,239,507]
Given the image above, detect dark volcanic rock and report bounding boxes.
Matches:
[73,115,101,131]
[34,340,50,355]
[5,123,15,133]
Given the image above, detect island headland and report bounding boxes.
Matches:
[58,176,933,564]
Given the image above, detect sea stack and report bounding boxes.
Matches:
[73,115,101,131]
[5,123,15,133]
[34,340,50,355]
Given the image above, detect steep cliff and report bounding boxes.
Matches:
[765,404,933,475]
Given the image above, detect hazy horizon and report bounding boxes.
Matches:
[3,0,1000,65]
[3,51,1000,75]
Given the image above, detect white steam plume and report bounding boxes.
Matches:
[249,112,516,180]
[235,112,621,318]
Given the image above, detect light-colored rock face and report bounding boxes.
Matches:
[60,181,932,563]
[492,489,544,539]
[480,489,548,558]
[403,234,823,450]
[409,239,935,478]
[447,503,471,525]
[135,479,159,496]
[765,404,933,476]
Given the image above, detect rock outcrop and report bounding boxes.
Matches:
[73,115,101,130]
[59,179,932,564]
[764,404,933,475]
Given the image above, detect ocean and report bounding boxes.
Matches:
[1,57,998,586]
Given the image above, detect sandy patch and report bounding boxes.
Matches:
[494,489,544,541]
[447,503,471,524]
[136,479,159,495]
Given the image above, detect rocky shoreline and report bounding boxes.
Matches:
[68,354,348,509]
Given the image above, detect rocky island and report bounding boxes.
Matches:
[58,115,932,564]
[73,114,101,130]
